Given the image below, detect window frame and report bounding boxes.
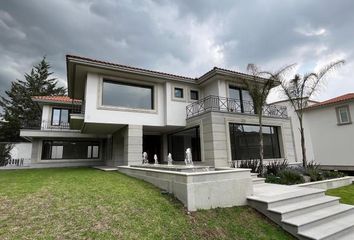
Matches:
[228,85,254,113]
[336,105,352,125]
[190,90,199,101]
[51,108,70,126]
[174,87,184,99]
[101,79,155,110]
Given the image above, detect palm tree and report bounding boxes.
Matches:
[243,64,293,175]
[273,60,345,168]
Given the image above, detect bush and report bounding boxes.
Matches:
[322,170,346,179]
[266,169,305,185]
[266,159,288,176]
[239,159,261,174]
[0,144,12,167]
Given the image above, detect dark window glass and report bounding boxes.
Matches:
[174,88,184,98]
[52,108,69,126]
[229,123,281,160]
[190,90,199,100]
[168,127,201,162]
[228,86,254,113]
[102,80,153,109]
[41,140,100,160]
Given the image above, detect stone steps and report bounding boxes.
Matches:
[248,183,354,239]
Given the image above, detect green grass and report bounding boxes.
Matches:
[326,183,354,205]
[0,168,293,240]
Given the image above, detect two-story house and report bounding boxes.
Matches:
[20,55,296,168]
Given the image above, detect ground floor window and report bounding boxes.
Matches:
[229,123,281,160]
[168,127,201,162]
[41,140,100,160]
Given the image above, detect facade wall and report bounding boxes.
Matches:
[10,142,32,159]
[304,101,354,168]
[187,111,296,167]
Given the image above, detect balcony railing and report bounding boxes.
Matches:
[22,120,72,131]
[186,95,288,119]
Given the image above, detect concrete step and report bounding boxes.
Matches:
[251,172,259,178]
[248,187,326,209]
[297,213,354,240]
[269,196,340,221]
[252,177,265,184]
[283,204,354,236]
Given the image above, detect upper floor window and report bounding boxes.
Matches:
[174,87,184,98]
[190,90,199,100]
[228,86,254,113]
[336,106,351,125]
[102,80,154,110]
[52,108,69,126]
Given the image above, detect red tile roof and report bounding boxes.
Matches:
[32,96,82,104]
[304,93,354,110]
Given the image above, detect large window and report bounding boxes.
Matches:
[102,80,154,109]
[336,106,351,125]
[52,108,69,126]
[229,123,281,160]
[229,86,254,113]
[42,140,100,160]
[168,127,201,162]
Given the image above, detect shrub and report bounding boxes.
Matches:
[265,174,281,184]
[277,169,305,185]
[266,159,288,176]
[322,170,346,179]
[0,144,12,167]
[239,159,261,174]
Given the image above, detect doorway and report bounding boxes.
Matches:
[143,135,161,163]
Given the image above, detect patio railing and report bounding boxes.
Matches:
[186,95,288,119]
[22,120,71,131]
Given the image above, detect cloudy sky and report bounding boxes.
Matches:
[1,0,353,103]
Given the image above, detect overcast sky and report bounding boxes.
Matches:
[1,0,353,103]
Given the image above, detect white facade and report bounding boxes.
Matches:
[303,99,354,170]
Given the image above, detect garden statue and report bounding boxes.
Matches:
[167,153,173,166]
[142,152,148,164]
[154,154,159,165]
[184,148,193,166]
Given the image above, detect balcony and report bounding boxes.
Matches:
[22,120,72,131]
[186,95,288,119]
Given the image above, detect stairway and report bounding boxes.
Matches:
[248,183,354,239]
[251,172,266,185]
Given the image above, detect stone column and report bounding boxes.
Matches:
[123,125,143,166]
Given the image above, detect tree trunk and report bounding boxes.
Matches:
[259,113,264,176]
[299,117,307,169]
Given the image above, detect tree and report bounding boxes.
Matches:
[274,60,345,168]
[243,64,293,175]
[0,57,66,141]
[0,143,12,167]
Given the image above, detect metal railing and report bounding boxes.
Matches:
[186,95,288,119]
[22,120,72,130]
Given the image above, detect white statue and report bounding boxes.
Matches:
[154,154,159,165]
[167,153,173,166]
[142,152,148,164]
[184,148,193,166]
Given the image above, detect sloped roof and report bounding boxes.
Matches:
[304,93,354,110]
[32,96,82,105]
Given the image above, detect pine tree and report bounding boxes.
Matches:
[0,57,66,141]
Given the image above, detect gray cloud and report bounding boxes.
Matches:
[0,0,353,106]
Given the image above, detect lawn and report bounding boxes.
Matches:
[0,168,293,240]
[326,183,354,205]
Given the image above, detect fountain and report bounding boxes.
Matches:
[184,148,193,167]
[154,154,159,165]
[167,153,173,166]
[142,152,148,164]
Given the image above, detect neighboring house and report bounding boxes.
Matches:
[20,55,296,168]
[302,93,354,171]
[269,98,318,163]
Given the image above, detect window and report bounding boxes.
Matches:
[168,127,201,162]
[229,123,281,160]
[51,108,69,126]
[228,86,254,113]
[42,140,100,160]
[190,90,199,100]
[102,80,154,110]
[174,87,184,98]
[336,106,351,125]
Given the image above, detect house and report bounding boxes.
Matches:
[302,93,354,171]
[20,55,296,168]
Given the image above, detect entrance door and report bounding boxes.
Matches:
[143,135,161,163]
